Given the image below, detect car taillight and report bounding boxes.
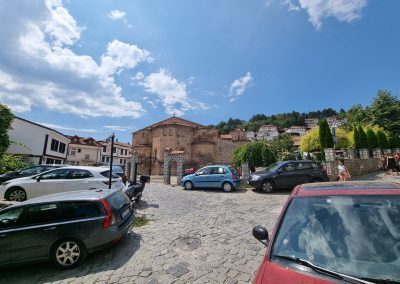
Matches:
[100,198,114,228]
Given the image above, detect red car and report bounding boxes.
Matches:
[252,181,400,284]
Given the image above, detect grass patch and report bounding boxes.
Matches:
[133,215,150,227]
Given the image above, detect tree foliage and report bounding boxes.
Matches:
[353,127,360,150]
[366,128,378,150]
[377,130,388,149]
[232,141,276,171]
[268,134,296,161]
[0,154,31,174]
[300,128,320,152]
[369,90,400,134]
[358,126,368,149]
[0,104,14,160]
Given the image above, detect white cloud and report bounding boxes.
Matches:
[0,0,149,118]
[228,72,253,102]
[286,0,367,29]
[108,9,126,21]
[140,69,208,116]
[103,125,134,131]
[40,122,99,134]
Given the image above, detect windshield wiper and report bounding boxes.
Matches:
[273,254,374,284]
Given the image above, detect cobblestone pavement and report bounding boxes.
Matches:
[2,184,291,284]
[2,171,394,284]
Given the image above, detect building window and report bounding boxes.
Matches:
[106,157,110,162]
[102,146,106,152]
[85,154,90,160]
[120,159,123,164]
[50,139,59,151]
[71,150,76,156]
[59,143,66,153]
[125,149,128,155]
[102,157,105,162]
[54,159,62,165]
[113,147,116,153]
[78,149,81,153]
[120,149,124,155]
[46,158,54,164]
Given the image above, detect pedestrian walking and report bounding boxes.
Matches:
[387,153,399,176]
[338,160,351,181]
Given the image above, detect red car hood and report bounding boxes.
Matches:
[254,261,334,284]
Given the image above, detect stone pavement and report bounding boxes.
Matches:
[1,184,291,284]
[2,171,395,284]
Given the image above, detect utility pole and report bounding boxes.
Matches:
[107,133,115,189]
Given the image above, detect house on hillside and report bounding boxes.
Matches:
[66,135,102,166]
[258,125,279,141]
[285,126,307,136]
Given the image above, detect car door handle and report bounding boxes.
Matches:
[43,227,56,231]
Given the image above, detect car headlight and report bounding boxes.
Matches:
[251,175,261,181]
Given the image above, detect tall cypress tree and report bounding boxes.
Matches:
[377,130,388,149]
[366,129,378,150]
[358,126,367,149]
[353,126,360,149]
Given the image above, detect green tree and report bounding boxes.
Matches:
[388,133,400,149]
[353,126,360,149]
[369,90,400,134]
[318,119,333,160]
[268,134,295,160]
[366,128,378,150]
[0,104,14,160]
[0,154,31,174]
[358,126,368,149]
[343,105,370,130]
[232,141,276,171]
[377,130,388,149]
[300,128,320,152]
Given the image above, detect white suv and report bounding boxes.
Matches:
[0,166,125,202]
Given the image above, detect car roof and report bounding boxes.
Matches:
[5,189,119,209]
[293,181,400,197]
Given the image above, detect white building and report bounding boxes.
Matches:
[285,126,307,136]
[258,125,279,141]
[7,116,70,164]
[305,118,319,129]
[326,116,346,128]
[99,140,132,167]
[246,131,258,141]
[66,135,102,166]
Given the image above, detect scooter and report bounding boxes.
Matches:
[124,175,150,203]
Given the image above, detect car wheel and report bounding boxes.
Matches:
[261,180,275,193]
[222,182,233,192]
[51,239,87,269]
[184,181,194,190]
[6,187,27,202]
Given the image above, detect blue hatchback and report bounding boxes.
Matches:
[181,165,240,192]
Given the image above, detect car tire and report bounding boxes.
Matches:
[184,181,194,190]
[222,182,233,192]
[260,180,275,193]
[51,239,87,269]
[5,187,27,202]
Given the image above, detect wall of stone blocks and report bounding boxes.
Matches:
[325,158,380,180]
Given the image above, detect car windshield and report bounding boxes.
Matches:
[271,195,400,282]
[264,162,281,172]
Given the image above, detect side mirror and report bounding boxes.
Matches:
[252,226,269,246]
[36,176,41,182]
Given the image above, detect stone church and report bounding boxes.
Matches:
[132,116,249,175]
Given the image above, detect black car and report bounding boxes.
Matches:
[0,189,134,268]
[0,165,62,184]
[247,160,329,193]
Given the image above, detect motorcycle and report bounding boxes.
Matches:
[124,175,150,203]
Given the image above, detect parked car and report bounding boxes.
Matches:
[100,165,127,184]
[0,166,125,202]
[0,165,62,184]
[0,189,134,268]
[181,165,240,192]
[252,181,400,283]
[247,160,329,193]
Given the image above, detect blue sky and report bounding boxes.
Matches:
[0,0,399,143]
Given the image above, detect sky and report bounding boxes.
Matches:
[0,0,399,143]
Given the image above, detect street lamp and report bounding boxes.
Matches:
[106,133,115,189]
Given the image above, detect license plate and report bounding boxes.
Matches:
[121,208,130,218]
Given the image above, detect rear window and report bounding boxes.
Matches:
[60,201,101,220]
[100,170,119,179]
[105,192,130,212]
